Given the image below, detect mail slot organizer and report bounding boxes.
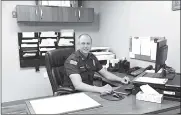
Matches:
[18,31,75,71]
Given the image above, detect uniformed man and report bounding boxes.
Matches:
[63,34,130,94]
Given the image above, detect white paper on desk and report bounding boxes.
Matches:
[150,40,157,60]
[140,37,151,56]
[140,84,159,95]
[134,77,168,84]
[29,93,101,114]
[22,32,34,38]
[132,37,141,55]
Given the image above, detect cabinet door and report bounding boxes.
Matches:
[62,7,78,22]
[51,7,60,22]
[78,8,94,22]
[39,6,54,22]
[16,5,39,22]
[57,7,64,22]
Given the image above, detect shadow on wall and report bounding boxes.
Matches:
[17,13,100,32]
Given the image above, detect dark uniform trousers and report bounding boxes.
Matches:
[63,50,103,90]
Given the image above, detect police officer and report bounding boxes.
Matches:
[64,34,130,94]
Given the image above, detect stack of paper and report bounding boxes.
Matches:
[21,44,37,47]
[140,37,151,56]
[132,37,141,55]
[40,31,57,37]
[58,39,74,46]
[22,32,34,38]
[40,39,56,46]
[23,53,36,57]
[60,29,74,37]
[150,40,157,60]
[22,39,38,43]
[40,48,56,51]
[134,77,168,84]
[29,93,101,114]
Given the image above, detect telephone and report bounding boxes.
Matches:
[128,65,153,77]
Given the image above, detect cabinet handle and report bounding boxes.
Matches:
[75,10,76,17]
[35,9,38,15]
[40,9,43,17]
[78,10,80,19]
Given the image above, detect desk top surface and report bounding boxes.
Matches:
[71,92,180,114]
[26,72,180,114]
[26,91,180,114]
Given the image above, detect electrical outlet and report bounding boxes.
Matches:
[12,11,17,18]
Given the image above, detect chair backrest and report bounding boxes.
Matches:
[45,48,74,93]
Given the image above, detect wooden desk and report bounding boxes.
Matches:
[25,92,180,114]
[70,92,180,114]
[25,72,180,114]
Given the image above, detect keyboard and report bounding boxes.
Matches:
[130,68,145,76]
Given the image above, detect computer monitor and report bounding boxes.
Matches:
[155,39,168,77]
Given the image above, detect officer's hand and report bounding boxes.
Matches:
[121,76,130,84]
[100,84,113,94]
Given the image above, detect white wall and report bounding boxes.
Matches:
[99,1,180,72]
[2,1,100,102]
[0,0,2,111]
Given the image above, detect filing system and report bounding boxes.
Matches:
[132,74,181,101]
[18,31,75,71]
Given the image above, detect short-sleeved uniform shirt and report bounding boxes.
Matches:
[63,50,103,89]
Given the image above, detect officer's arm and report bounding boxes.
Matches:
[69,74,105,93]
[99,68,129,83]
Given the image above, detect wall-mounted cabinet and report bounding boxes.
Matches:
[78,7,94,22]
[16,5,94,23]
[16,5,39,22]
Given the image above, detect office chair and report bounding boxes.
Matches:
[45,48,76,96]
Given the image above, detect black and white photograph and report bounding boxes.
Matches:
[1,1,180,114]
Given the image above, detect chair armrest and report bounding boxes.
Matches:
[54,87,75,96]
[57,86,74,92]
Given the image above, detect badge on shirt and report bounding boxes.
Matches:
[93,59,95,66]
[70,60,77,65]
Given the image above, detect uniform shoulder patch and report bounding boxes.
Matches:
[70,60,78,65]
